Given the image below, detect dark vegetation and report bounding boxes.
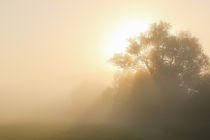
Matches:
[106,21,210,139]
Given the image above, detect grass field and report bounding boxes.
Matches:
[0,123,142,140]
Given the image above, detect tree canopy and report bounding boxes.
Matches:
[110,21,209,93]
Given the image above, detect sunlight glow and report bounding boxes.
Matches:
[106,20,148,58]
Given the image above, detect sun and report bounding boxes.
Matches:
[106,20,148,58]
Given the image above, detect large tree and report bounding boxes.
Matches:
[110,21,209,93]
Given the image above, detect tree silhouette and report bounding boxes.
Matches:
[107,22,210,139]
[110,21,209,93]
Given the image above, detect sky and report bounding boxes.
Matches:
[0,0,210,122]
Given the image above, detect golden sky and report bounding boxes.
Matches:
[0,0,210,109]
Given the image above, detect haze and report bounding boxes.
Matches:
[0,0,210,136]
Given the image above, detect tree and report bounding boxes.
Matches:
[110,21,209,93]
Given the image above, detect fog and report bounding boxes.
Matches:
[1,0,210,139]
[0,72,113,124]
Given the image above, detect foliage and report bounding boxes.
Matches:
[107,21,210,139]
[110,21,209,93]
